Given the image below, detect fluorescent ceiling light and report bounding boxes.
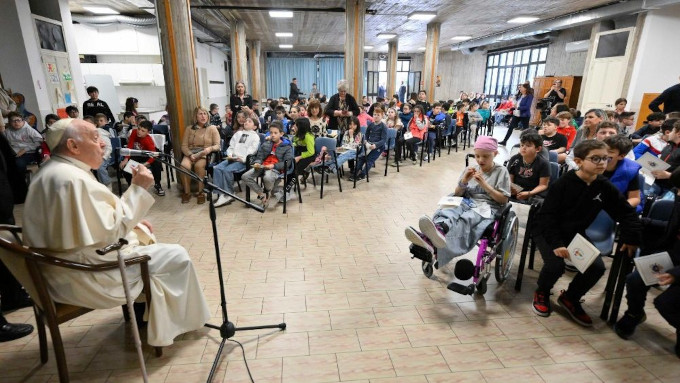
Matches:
[275,32,293,37]
[279,44,293,49]
[269,10,293,18]
[418,47,426,51]
[364,45,374,49]
[83,6,120,14]
[408,11,437,21]
[508,16,539,24]
[451,36,472,41]
[377,33,397,39]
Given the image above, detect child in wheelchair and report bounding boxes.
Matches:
[404,136,511,288]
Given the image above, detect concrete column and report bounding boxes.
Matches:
[248,40,262,102]
[156,0,199,159]
[422,22,441,103]
[344,0,365,98]
[231,20,248,92]
[260,51,267,100]
[387,40,398,101]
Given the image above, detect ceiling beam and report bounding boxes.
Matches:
[189,5,349,13]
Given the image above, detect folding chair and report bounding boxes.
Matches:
[281,159,303,214]
[310,137,342,199]
[152,125,174,188]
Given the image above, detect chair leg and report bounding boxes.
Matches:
[34,307,48,364]
[335,159,343,192]
[528,239,537,270]
[47,320,69,383]
[320,166,325,199]
[384,147,389,176]
[122,304,131,321]
[283,178,287,214]
[419,140,425,167]
[609,258,634,324]
[601,251,623,320]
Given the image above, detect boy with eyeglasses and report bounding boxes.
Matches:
[531,140,642,327]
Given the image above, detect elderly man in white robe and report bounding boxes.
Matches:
[22,118,210,347]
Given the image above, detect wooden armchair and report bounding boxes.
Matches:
[0,225,162,383]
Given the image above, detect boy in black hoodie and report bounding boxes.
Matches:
[532,140,642,326]
[614,168,680,357]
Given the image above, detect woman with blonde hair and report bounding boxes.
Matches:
[180,106,221,204]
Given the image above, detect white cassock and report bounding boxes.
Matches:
[22,155,211,347]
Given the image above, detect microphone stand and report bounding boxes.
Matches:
[135,152,286,382]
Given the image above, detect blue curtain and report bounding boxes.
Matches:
[266,58,316,99]
[318,58,344,97]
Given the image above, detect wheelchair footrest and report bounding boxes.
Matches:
[409,244,433,263]
[447,282,476,295]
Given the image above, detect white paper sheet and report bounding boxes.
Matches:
[636,152,670,172]
[634,252,675,286]
[123,159,141,174]
[567,233,601,273]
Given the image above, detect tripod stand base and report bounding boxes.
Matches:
[205,321,286,382]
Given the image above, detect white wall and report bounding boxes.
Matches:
[0,0,52,128]
[72,22,229,113]
[59,0,86,107]
[626,3,680,119]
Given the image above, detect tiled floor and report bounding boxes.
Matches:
[4,128,678,382]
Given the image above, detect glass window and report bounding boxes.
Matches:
[484,44,547,100]
[530,49,539,62]
[521,49,530,64]
[537,63,545,77]
[379,60,387,71]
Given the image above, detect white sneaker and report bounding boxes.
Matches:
[273,191,283,202]
[214,195,233,207]
[419,215,447,249]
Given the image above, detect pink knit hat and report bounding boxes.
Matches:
[474,136,498,152]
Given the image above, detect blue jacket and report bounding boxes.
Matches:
[517,94,534,118]
[609,158,644,213]
[398,112,413,129]
[365,121,388,149]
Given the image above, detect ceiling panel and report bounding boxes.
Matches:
[69,0,620,52]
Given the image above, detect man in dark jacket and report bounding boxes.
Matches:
[289,78,303,103]
[649,78,680,115]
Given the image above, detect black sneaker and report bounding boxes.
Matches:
[154,184,166,196]
[557,290,592,327]
[614,311,647,340]
[532,290,552,317]
[0,323,34,342]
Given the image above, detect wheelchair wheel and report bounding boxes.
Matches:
[422,261,434,278]
[495,211,519,283]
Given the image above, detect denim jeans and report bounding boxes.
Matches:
[97,158,112,185]
[427,131,437,155]
[355,145,384,176]
[213,160,246,194]
[335,149,357,170]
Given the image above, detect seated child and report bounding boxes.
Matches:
[94,113,113,186]
[614,168,680,357]
[350,107,387,181]
[602,135,642,212]
[556,111,577,151]
[404,136,510,275]
[631,112,665,143]
[506,131,550,201]
[532,140,642,327]
[633,118,676,159]
[540,117,568,162]
[617,111,636,137]
[650,119,680,197]
[119,120,165,196]
[334,117,363,171]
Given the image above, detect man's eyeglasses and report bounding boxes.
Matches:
[10,119,23,123]
[585,156,612,164]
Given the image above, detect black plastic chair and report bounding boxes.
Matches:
[310,137,342,199]
[109,137,123,196]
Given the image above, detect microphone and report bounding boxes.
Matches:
[119,148,161,157]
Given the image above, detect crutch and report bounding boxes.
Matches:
[97,239,148,383]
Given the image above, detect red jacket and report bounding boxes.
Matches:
[126,129,156,164]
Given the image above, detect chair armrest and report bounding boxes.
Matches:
[494,204,512,221]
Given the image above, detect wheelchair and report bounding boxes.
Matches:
[409,203,519,295]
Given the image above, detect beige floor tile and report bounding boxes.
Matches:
[388,288,434,306]
[347,291,393,308]
[425,370,485,383]
[585,358,658,382]
[635,354,680,382]
[261,295,307,314]
[242,282,285,298]
[337,350,396,380]
[356,326,410,351]
[534,335,604,363]
[488,339,554,367]
[283,310,331,332]
[373,306,424,327]
[282,354,339,383]
[370,376,428,383]
[481,366,544,382]
[456,301,512,320]
[581,333,653,359]
[324,278,367,293]
[284,280,325,296]
[256,332,309,358]
[449,320,508,344]
[223,358,283,383]
[105,366,171,382]
[533,362,603,383]
[388,346,451,376]
[439,343,504,371]
[493,316,554,339]
[403,323,460,347]
[308,329,361,355]
[414,303,467,324]
[306,293,350,311]
[330,308,379,330]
